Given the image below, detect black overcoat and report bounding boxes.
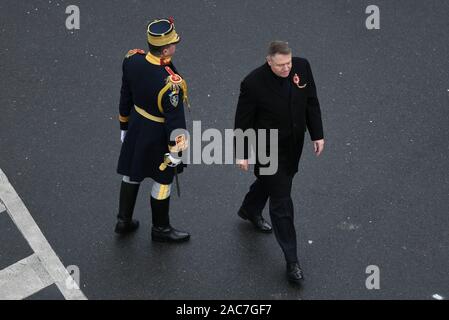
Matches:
[234,57,324,175]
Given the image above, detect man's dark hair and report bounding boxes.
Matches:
[148,43,170,56]
[267,41,291,56]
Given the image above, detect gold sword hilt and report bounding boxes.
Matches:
[159,154,172,171]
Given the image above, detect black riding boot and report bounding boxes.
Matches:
[114,181,140,234]
[151,196,190,243]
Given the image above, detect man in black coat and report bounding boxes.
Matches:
[234,41,325,284]
[114,18,190,243]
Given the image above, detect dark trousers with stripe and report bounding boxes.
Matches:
[240,168,298,263]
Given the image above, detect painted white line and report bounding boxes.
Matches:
[0,202,5,212]
[0,254,53,300]
[433,294,444,300]
[0,169,87,300]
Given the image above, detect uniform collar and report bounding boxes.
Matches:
[145,52,172,66]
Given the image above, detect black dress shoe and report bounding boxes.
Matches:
[114,219,140,234]
[286,262,304,284]
[238,209,272,233]
[151,226,190,243]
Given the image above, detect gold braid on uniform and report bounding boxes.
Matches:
[164,66,190,110]
[180,80,190,110]
[125,48,145,58]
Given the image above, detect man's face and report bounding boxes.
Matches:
[162,44,176,57]
[267,53,292,78]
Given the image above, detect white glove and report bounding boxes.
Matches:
[166,153,182,167]
[120,130,127,143]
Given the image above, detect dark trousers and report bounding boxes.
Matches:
[240,169,298,263]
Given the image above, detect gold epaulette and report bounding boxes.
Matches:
[164,66,183,87]
[125,48,145,58]
[163,66,191,110]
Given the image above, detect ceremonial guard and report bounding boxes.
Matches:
[115,18,190,243]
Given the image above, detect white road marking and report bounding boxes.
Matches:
[0,168,87,300]
[0,202,5,213]
[0,254,53,300]
[433,294,444,300]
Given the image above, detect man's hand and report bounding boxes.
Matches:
[313,139,324,156]
[236,159,249,171]
[121,130,127,143]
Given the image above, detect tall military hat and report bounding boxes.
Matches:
[147,17,180,47]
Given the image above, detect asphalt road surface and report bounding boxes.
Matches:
[1,0,448,299]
